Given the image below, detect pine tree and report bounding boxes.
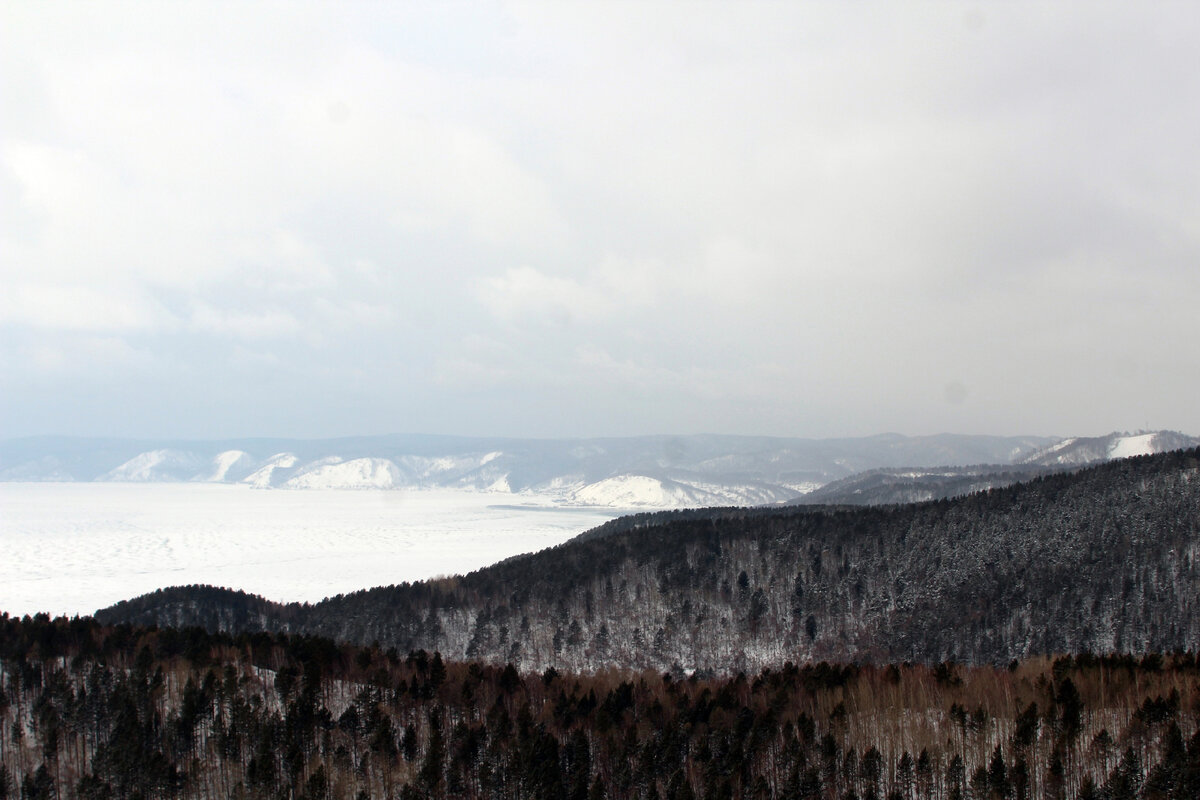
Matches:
[987,745,1009,798]
[1101,746,1142,800]
[895,751,914,800]
[1143,721,1185,799]
[419,708,446,796]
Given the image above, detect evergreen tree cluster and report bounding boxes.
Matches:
[3,616,1200,799]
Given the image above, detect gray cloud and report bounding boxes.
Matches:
[2,2,1198,440]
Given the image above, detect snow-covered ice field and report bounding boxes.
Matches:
[0,483,621,618]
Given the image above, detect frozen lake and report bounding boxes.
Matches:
[0,483,622,618]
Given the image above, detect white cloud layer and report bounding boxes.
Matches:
[2,2,1199,439]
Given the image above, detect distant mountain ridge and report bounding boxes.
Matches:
[2,430,1191,509]
[0,431,1058,508]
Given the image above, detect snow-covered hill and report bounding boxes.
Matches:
[203,450,258,482]
[1020,431,1200,467]
[284,457,403,489]
[569,475,722,508]
[244,453,299,488]
[100,449,207,482]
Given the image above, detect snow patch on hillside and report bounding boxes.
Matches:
[1020,437,1100,466]
[205,450,257,482]
[1020,431,1200,467]
[679,479,798,506]
[570,475,719,508]
[781,481,822,495]
[1040,438,1077,457]
[397,453,498,482]
[101,450,205,482]
[540,475,585,492]
[1108,433,1158,459]
[284,458,402,489]
[244,453,299,488]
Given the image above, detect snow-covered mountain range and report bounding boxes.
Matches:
[0,431,1191,509]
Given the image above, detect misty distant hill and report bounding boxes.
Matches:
[790,463,1057,506]
[1018,430,1200,466]
[790,430,1200,506]
[0,431,1056,508]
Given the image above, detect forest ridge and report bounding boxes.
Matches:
[97,448,1200,673]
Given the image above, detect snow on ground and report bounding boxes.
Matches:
[782,481,822,494]
[570,475,717,508]
[205,450,256,482]
[1043,438,1077,454]
[676,479,795,506]
[101,449,205,482]
[541,475,585,492]
[284,457,401,489]
[1108,433,1158,459]
[0,483,620,618]
[244,452,299,487]
[566,474,800,508]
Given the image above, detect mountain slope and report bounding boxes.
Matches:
[284,457,404,489]
[97,447,1200,672]
[99,449,208,482]
[1020,430,1200,466]
[792,463,1057,506]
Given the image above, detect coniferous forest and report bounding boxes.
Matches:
[5,449,1200,797]
[3,615,1200,800]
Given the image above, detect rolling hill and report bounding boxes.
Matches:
[97,447,1200,672]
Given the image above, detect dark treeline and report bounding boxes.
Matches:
[3,615,1200,799]
[98,449,1200,672]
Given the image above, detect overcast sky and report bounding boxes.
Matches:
[2,3,1198,441]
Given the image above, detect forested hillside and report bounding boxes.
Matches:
[790,464,1056,506]
[98,449,1200,673]
[3,616,1199,800]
